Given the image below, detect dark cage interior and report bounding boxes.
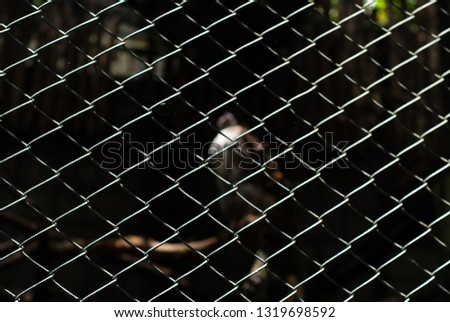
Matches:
[0,0,449,301]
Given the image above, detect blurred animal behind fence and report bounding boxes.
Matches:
[208,112,300,300]
[208,112,276,229]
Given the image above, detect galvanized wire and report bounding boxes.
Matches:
[0,0,449,301]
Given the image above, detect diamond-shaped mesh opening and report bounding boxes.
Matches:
[52,255,115,300]
[1,238,51,275]
[1,0,449,302]
[0,37,33,71]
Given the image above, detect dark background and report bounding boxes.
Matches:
[1,0,449,301]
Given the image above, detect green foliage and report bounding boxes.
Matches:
[364,0,417,26]
[329,0,340,22]
[322,0,418,25]
[32,0,45,7]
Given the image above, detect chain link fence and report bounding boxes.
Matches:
[1,0,449,301]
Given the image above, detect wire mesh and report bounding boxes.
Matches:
[0,0,449,301]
